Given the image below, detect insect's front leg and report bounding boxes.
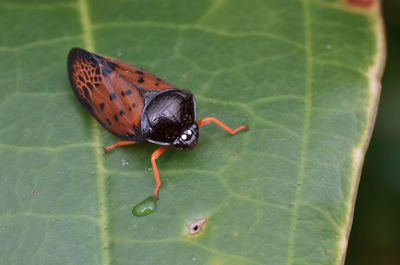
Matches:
[151,146,169,199]
[197,117,249,135]
[103,141,137,153]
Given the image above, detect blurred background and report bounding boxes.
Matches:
[346,1,400,264]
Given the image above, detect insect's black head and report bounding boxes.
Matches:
[172,123,199,151]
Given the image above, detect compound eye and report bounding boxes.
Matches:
[181,129,194,141]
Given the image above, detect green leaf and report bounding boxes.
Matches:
[0,0,384,264]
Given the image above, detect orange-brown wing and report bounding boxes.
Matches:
[68,47,169,141]
[104,56,177,93]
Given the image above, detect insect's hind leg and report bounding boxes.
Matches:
[103,141,137,153]
[197,117,249,135]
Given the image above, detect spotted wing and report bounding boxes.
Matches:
[68,47,174,141]
[104,58,177,93]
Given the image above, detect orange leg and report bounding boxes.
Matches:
[151,145,169,199]
[197,117,249,135]
[103,141,137,153]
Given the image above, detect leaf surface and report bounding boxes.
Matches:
[0,0,384,264]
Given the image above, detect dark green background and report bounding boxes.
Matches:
[346,1,400,264]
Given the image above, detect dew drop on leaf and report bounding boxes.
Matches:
[121,159,128,167]
[132,196,157,217]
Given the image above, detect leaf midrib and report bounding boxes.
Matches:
[77,0,111,264]
[285,0,312,264]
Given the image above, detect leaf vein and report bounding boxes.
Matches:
[285,0,313,264]
[77,0,110,264]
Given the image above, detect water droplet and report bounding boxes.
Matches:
[326,44,333,49]
[121,159,129,167]
[117,51,122,56]
[132,196,157,217]
[192,256,196,261]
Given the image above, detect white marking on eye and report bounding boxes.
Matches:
[181,134,187,140]
[187,130,192,135]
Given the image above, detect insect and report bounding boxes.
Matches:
[67,47,249,200]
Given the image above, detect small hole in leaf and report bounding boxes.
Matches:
[188,218,206,235]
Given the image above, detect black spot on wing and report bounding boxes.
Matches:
[82,86,90,100]
[109,93,117,101]
[121,89,131,96]
[99,103,105,110]
[86,82,94,90]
